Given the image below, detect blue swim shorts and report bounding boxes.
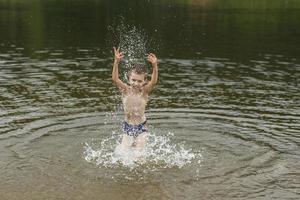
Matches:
[122,121,147,138]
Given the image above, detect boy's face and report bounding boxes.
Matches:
[128,72,146,89]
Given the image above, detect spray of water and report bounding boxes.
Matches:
[107,18,152,81]
[83,131,203,170]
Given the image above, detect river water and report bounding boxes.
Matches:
[0,0,299,199]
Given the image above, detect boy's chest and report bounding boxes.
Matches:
[122,94,148,108]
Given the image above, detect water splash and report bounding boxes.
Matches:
[107,18,152,81]
[118,25,148,69]
[83,131,202,170]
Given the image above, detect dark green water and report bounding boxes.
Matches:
[0,1,300,200]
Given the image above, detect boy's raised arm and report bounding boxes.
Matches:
[144,53,158,93]
[112,47,128,92]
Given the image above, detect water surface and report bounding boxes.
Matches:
[0,0,300,199]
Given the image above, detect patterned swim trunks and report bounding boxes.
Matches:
[122,121,147,138]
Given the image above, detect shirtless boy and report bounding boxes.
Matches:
[112,47,158,151]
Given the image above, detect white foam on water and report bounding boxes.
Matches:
[83,131,203,170]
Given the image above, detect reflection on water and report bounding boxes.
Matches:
[1,0,300,58]
[1,0,300,199]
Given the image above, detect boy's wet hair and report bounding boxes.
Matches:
[127,64,147,80]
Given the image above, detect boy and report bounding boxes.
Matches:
[112,47,158,152]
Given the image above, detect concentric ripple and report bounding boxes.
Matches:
[0,45,299,199]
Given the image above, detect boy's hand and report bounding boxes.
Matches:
[113,47,124,63]
[147,53,158,67]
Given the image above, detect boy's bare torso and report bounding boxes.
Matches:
[122,90,148,125]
